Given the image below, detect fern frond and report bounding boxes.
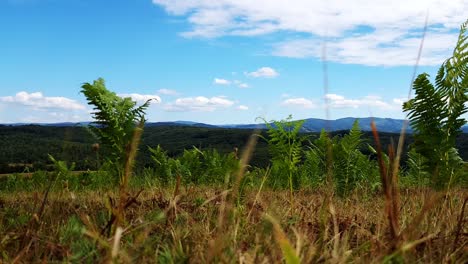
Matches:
[81,78,151,173]
[403,19,468,189]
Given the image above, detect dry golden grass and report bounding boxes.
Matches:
[0,186,466,263]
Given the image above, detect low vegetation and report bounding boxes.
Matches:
[2,123,468,175]
[1,186,466,263]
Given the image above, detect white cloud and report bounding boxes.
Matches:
[273,31,459,66]
[393,98,408,106]
[237,105,249,110]
[158,88,179,96]
[324,94,345,101]
[213,78,231,85]
[246,67,279,78]
[118,93,162,104]
[281,97,316,109]
[17,114,86,123]
[47,112,85,121]
[0,91,86,110]
[325,93,402,110]
[278,93,405,112]
[164,96,234,112]
[0,91,90,123]
[153,0,468,66]
[234,80,250,88]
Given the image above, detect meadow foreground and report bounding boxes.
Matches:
[1,185,466,263]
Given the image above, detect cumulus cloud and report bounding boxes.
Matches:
[158,88,179,96]
[393,98,408,106]
[281,97,316,109]
[47,112,85,121]
[233,80,249,88]
[153,0,468,66]
[213,78,231,85]
[273,31,459,66]
[118,93,162,104]
[279,93,405,111]
[0,91,86,110]
[246,67,279,78]
[237,105,249,110]
[325,93,401,110]
[164,96,234,112]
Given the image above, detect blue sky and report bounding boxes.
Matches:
[0,0,467,124]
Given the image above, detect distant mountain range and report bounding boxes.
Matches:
[2,117,468,134]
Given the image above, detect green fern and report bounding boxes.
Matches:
[259,115,306,201]
[403,19,468,189]
[302,129,330,186]
[148,145,175,184]
[404,148,429,186]
[81,78,152,175]
[333,120,376,196]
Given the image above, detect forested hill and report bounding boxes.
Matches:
[5,117,468,133]
[1,124,467,174]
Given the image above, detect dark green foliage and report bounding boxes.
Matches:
[301,129,330,187]
[148,145,175,185]
[0,124,467,191]
[195,148,239,184]
[0,125,270,174]
[259,115,306,192]
[177,147,204,184]
[3,123,468,175]
[0,125,100,173]
[260,117,380,196]
[301,121,380,196]
[148,145,239,186]
[403,19,468,189]
[332,121,379,196]
[402,148,429,187]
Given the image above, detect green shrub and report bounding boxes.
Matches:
[332,121,379,196]
[149,145,239,186]
[259,115,306,196]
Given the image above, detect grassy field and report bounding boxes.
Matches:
[0,182,467,263]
